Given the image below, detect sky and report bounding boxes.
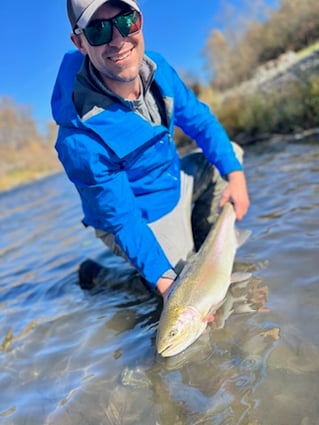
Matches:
[0,0,279,132]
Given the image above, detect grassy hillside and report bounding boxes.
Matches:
[197,45,319,144]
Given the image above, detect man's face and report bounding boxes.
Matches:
[73,2,144,92]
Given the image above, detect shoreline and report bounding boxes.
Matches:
[0,169,62,195]
[236,126,319,146]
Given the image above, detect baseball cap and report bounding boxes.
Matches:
[67,0,140,30]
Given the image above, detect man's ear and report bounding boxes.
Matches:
[70,33,87,55]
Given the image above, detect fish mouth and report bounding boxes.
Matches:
[157,341,188,358]
[158,345,179,357]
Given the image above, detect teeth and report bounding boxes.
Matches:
[110,51,131,62]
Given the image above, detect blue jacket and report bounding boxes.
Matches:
[51,50,242,288]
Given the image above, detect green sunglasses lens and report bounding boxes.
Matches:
[84,11,141,46]
[84,20,112,46]
[115,11,141,37]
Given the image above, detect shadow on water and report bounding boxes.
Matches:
[0,139,318,424]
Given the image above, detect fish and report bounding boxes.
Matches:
[156,202,251,357]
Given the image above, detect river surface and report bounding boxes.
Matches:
[0,139,318,425]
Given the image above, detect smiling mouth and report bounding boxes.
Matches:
[108,48,133,63]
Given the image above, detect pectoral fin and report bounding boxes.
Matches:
[235,229,252,248]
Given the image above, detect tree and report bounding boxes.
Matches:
[0,97,42,149]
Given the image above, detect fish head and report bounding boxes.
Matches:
[156,306,206,357]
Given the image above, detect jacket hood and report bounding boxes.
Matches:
[51,50,85,127]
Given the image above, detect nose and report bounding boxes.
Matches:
[108,26,125,47]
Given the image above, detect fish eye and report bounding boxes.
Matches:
[169,329,178,338]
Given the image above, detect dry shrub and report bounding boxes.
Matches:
[0,97,60,191]
[214,75,319,141]
[204,0,319,90]
[303,76,319,123]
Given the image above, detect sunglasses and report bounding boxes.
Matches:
[74,10,142,46]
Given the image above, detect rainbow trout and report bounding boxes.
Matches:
[156,202,251,357]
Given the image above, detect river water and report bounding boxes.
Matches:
[0,139,318,425]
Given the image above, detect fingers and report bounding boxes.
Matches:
[219,191,230,208]
[220,194,248,220]
[219,171,250,220]
[234,199,249,220]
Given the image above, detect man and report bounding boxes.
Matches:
[51,0,249,298]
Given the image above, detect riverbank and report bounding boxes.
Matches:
[0,142,62,193]
[236,126,319,146]
[199,45,319,145]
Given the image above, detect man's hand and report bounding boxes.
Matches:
[157,277,174,302]
[219,170,250,220]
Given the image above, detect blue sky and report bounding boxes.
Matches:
[0,0,278,131]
